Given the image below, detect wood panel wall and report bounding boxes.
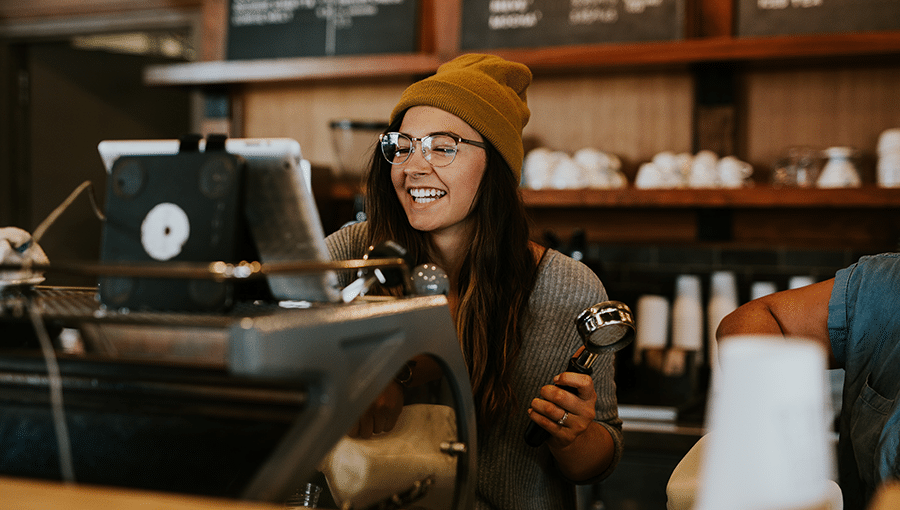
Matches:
[240,79,414,169]
[523,71,694,174]
[239,60,900,186]
[240,70,695,176]
[235,59,900,250]
[742,63,900,175]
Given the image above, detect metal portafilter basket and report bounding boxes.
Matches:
[525,300,635,447]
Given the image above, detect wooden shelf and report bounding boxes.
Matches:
[521,186,900,208]
[144,53,444,86]
[518,187,900,249]
[326,183,900,208]
[489,32,900,72]
[144,32,900,86]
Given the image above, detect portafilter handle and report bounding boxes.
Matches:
[524,300,635,447]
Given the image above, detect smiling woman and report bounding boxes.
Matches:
[324,54,624,510]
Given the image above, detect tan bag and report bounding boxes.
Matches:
[319,404,458,509]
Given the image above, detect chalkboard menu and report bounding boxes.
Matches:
[227,0,418,60]
[737,0,900,37]
[461,0,684,50]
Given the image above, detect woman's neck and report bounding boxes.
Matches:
[427,222,472,280]
[426,226,472,322]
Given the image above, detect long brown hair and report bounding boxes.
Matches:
[365,112,540,422]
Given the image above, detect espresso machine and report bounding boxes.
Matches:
[0,137,476,509]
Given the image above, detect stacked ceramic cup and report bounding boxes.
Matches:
[877,128,900,188]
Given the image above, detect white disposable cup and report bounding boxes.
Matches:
[671,275,704,351]
[635,294,670,362]
[789,276,815,290]
[707,271,738,382]
[750,281,777,301]
[696,335,835,510]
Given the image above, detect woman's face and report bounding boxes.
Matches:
[391,106,487,238]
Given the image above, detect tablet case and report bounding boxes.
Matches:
[99,134,253,312]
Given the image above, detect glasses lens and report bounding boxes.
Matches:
[380,133,459,167]
[425,135,458,167]
[381,132,412,165]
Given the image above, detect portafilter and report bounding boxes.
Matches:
[525,300,635,447]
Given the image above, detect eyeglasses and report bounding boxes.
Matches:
[379,132,487,167]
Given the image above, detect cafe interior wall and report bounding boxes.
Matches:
[0,3,897,510]
[3,0,900,415]
[0,2,199,286]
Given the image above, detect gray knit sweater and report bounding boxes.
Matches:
[325,222,624,510]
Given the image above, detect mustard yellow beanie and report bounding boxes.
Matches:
[390,53,532,180]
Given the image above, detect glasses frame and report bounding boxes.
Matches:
[379,131,487,167]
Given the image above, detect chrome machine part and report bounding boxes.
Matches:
[524,300,636,447]
[576,300,636,355]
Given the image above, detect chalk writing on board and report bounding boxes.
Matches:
[228,0,415,59]
[736,0,900,37]
[463,0,682,49]
[487,1,542,30]
[485,0,667,30]
[756,0,823,9]
[232,0,403,27]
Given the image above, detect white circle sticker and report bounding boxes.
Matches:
[141,202,190,261]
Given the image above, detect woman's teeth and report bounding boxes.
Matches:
[409,188,446,203]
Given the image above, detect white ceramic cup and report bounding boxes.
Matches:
[522,148,564,190]
[634,162,664,189]
[817,146,861,188]
[549,153,583,189]
[877,128,900,155]
[717,156,753,188]
[688,150,720,188]
[696,335,836,510]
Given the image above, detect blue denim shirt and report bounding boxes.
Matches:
[829,253,900,510]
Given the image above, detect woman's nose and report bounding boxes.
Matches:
[404,142,432,174]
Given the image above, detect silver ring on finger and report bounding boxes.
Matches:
[557,411,569,426]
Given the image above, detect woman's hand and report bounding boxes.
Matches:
[527,370,597,449]
[528,369,615,481]
[348,380,405,439]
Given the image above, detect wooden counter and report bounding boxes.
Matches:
[0,476,283,510]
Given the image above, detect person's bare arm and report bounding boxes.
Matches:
[716,278,836,364]
[348,354,443,438]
